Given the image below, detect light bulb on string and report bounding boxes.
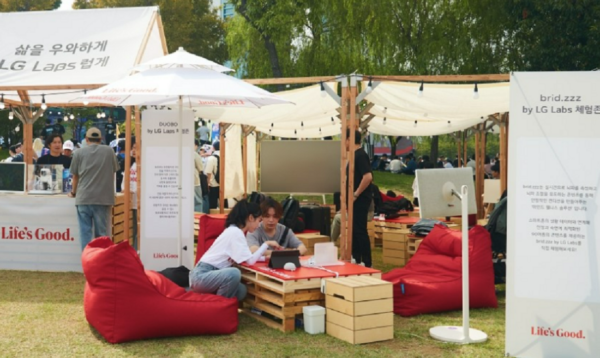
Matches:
[301,121,304,131]
[41,94,47,110]
[96,112,101,119]
[473,83,479,99]
[8,105,13,120]
[366,77,373,93]
[64,115,68,122]
[414,120,417,127]
[15,125,20,132]
[320,82,326,98]
[382,107,387,114]
[83,90,89,105]
[418,81,424,98]
[331,117,335,126]
[70,114,74,120]
[294,129,297,135]
[448,120,451,126]
[101,112,106,118]
[383,117,387,125]
[0,94,5,110]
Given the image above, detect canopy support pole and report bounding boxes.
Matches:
[123,107,132,244]
[499,113,509,194]
[346,75,358,262]
[242,125,248,199]
[339,77,350,261]
[135,106,142,250]
[219,123,226,213]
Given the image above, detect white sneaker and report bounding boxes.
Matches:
[359,262,365,267]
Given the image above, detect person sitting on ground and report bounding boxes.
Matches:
[370,155,380,171]
[37,133,72,169]
[247,197,307,256]
[378,154,389,171]
[389,156,404,173]
[443,158,454,169]
[420,155,434,169]
[189,201,281,301]
[400,154,417,175]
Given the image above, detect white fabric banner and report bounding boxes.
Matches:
[0,195,82,272]
[506,72,600,357]
[0,7,164,104]
[246,132,258,193]
[224,124,245,200]
[140,110,195,271]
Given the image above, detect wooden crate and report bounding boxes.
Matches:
[382,228,411,266]
[111,194,133,244]
[406,237,424,259]
[239,265,380,332]
[325,276,394,344]
[296,233,330,250]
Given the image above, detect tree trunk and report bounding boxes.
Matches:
[430,135,439,162]
[262,34,284,91]
[388,136,397,156]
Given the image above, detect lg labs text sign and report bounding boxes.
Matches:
[0,195,82,272]
[507,72,600,358]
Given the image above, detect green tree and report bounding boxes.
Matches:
[0,0,60,11]
[73,0,228,63]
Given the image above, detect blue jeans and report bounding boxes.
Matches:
[77,205,111,251]
[189,262,247,301]
[194,185,203,213]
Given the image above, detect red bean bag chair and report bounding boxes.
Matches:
[382,225,497,317]
[194,214,227,265]
[82,237,238,343]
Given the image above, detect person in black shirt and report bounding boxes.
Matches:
[53,118,66,137]
[37,133,72,169]
[104,116,117,145]
[41,119,55,142]
[345,128,373,267]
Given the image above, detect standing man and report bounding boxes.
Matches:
[345,129,373,267]
[69,128,119,250]
[104,116,117,146]
[196,120,211,147]
[204,141,220,210]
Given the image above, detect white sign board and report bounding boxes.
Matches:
[141,110,195,271]
[0,195,82,272]
[507,72,600,357]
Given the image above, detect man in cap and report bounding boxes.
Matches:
[62,140,74,158]
[69,127,119,251]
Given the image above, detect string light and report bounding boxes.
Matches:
[41,94,47,110]
[418,81,424,97]
[473,83,479,99]
[331,117,335,126]
[83,90,89,106]
[414,120,417,127]
[320,82,326,98]
[0,94,4,110]
[448,120,451,126]
[8,105,13,120]
[301,121,304,131]
[319,128,322,133]
[64,114,68,121]
[101,112,106,118]
[366,77,373,93]
[383,117,387,125]
[70,113,74,120]
[294,129,297,135]
[382,107,387,114]
[15,125,20,132]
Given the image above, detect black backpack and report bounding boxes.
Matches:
[380,198,414,219]
[280,196,302,232]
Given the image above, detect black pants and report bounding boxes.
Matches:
[209,186,220,209]
[352,195,372,267]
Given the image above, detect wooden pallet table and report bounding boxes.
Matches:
[238,261,381,332]
[406,236,424,259]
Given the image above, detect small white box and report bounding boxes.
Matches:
[303,305,325,334]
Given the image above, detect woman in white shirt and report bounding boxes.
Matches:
[189,201,281,301]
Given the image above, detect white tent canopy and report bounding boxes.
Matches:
[0,6,165,106]
[197,80,509,138]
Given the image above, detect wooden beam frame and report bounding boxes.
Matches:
[123,107,132,243]
[339,77,350,261]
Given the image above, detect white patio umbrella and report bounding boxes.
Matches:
[132,47,233,73]
[72,62,291,266]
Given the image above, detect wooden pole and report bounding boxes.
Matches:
[474,125,485,219]
[123,107,132,244]
[135,107,142,249]
[462,131,468,168]
[456,133,462,168]
[339,78,350,261]
[219,123,226,214]
[346,76,358,262]
[242,125,248,199]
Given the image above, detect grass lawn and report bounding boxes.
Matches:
[0,170,504,357]
[0,248,506,357]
